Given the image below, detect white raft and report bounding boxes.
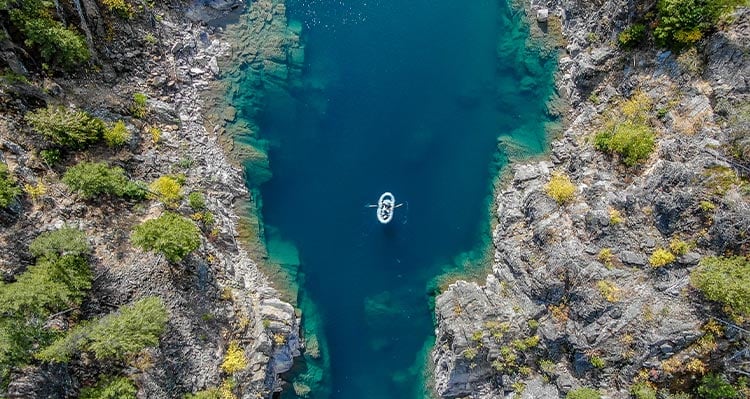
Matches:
[377,192,396,224]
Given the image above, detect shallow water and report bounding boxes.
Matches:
[236,0,557,397]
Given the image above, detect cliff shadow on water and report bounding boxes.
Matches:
[220,0,560,397]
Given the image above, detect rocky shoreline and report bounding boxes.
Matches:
[0,0,301,397]
[432,0,749,398]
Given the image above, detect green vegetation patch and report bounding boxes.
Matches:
[26,106,105,149]
[630,382,658,399]
[594,122,655,167]
[690,256,750,316]
[131,212,201,263]
[79,376,137,399]
[0,163,21,208]
[697,374,739,399]
[63,161,146,199]
[618,23,646,49]
[566,387,601,399]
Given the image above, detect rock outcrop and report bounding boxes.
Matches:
[432,1,749,398]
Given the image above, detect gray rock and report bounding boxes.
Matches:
[620,251,647,266]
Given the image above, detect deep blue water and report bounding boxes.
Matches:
[236,0,557,397]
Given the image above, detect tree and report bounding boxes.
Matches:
[131,213,201,263]
[85,297,168,360]
[654,0,744,48]
[26,106,104,149]
[29,227,90,260]
[63,161,146,199]
[7,0,90,69]
[37,296,168,362]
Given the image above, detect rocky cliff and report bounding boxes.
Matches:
[432,1,749,398]
[0,0,300,397]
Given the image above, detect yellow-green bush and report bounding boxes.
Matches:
[545,172,575,204]
[101,0,134,18]
[104,120,131,147]
[220,341,247,374]
[597,280,620,302]
[669,238,690,256]
[650,248,676,268]
[149,176,182,207]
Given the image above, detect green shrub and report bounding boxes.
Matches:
[690,256,750,315]
[589,355,605,368]
[188,191,206,211]
[149,176,182,207]
[697,374,738,399]
[131,212,201,263]
[631,382,658,399]
[650,248,676,268]
[131,93,148,118]
[29,227,90,260]
[545,172,576,204]
[618,23,646,48]
[654,0,744,48]
[594,122,655,167]
[39,148,61,166]
[8,0,90,69]
[104,120,131,147]
[79,376,137,399]
[38,296,168,362]
[63,161,146,199]
[26,106,105,149]
[566,387,601,399]
[0,163,21,208]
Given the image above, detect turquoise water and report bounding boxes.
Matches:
[235,0,557,397]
